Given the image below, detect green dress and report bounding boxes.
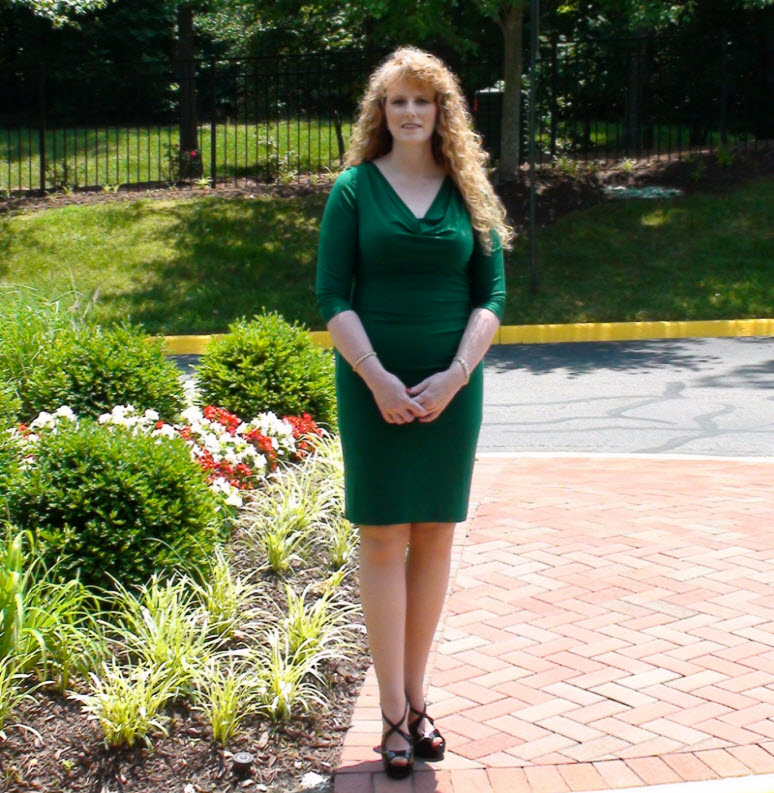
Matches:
[315,161,505,525]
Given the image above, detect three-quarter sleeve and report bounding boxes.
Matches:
[316,167,359,324]
[469,228,506,320]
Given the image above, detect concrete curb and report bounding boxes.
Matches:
[160,318,774,355]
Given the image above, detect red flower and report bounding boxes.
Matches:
[203,405,240,435]
[282,413,322,459]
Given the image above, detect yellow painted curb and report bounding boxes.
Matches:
[160,319,774,355]
[497,318,774,345]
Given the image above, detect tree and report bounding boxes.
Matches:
[4,0,111,27]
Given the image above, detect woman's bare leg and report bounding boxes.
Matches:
[358,523,412,760]
[404,522,455,741]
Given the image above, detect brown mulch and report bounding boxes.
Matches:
[0,536,370,793]
[497,141,774,234]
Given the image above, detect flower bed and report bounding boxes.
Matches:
[13,403,322,510]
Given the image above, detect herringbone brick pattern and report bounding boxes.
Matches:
[334,456,774,792]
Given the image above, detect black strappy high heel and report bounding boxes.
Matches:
[408,699,446,760]
[380,701,414,779]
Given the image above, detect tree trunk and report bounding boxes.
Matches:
[498,3,525,179]
[176,3,202,179]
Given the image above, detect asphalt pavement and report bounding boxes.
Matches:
[480,336,774,457]
[171,335,774,459]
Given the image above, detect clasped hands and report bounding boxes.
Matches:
[368,367,466,425]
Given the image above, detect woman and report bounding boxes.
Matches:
[315,46,512,779]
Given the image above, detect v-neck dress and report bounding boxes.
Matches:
[316,161,505,525]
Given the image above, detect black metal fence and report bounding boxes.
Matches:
[1,31,771,194]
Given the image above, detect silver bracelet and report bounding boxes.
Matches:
[353,351,377,373]
[454,355,470,384]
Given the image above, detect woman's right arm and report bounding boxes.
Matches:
[315,169,426,425]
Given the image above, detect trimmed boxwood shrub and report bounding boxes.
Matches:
[22,323,185,423]
[5,420,225,589]
[195,312,336,428]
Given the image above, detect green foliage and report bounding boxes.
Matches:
[72,662,177,748]
[716,145,734,167]
[254,629,327,722]
[196,312,336,428]
[189,547,266,640]
[109,575,214,697]
[0,657,35,733]
[5,421,224,590]
[23,324,185,423]
[192,657,257,746]
[0,288,86,416]
[10,0,112,28]
[0,382,21,430]
[0,529,104,694]
[554,154,581,178]
[282,582,356,664]
[0,383,22,509]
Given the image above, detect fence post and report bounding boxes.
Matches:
[528,0,539,295]
[210,59,217,186]
[37,59,46,193]
[720,30,729,146]
[549,32,557,160]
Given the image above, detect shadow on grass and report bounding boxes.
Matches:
[94,193,328,334]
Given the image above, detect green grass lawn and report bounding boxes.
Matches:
[505,177,774,325]
[0,120,352,192]
[1,177,772,334]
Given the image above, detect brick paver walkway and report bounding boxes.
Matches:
[334,455,774,792]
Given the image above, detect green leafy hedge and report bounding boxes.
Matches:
[195,312,336,428]
[5,421,225,589]
[22,324,185,423]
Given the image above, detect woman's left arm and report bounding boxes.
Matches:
[407,230,506,422]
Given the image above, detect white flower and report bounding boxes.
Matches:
[202,432,221,453]
[226,490,243,508]
[180,406,204,425]
[54,406,76,422]
[143,409,159,422]
[29,411,54,429]
[152,424,176,440]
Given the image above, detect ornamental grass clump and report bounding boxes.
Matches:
[21,323,185,423]
[189,547,267,640]
[0,287,84,413]
[5,420,224,589]
[244,476,318,575]
[108,574,215,698]
[195,311,336,429]
[0,656,35,734]
[254,629,328,722]
[192,657,258,747]
[71,662,178,748]
[0,530,105,693]
[241,433,353,575]
[282,583,357,665]
[0,383,22,506]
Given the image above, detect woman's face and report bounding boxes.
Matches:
[383,77,438,146]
